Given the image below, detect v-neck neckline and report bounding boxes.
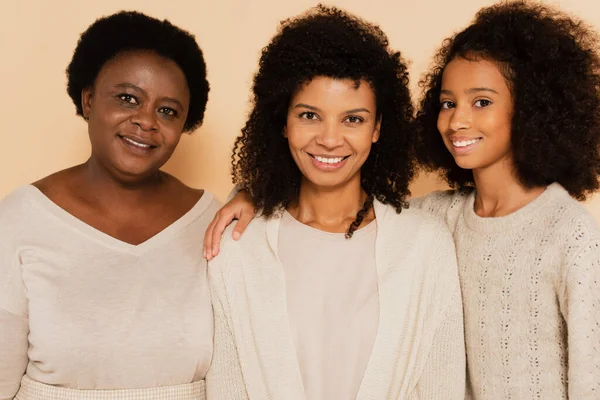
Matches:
[24,185,213,255]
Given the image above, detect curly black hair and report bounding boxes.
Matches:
[66,11,209,132]
[232,4,415,236]
[415,0,600,200]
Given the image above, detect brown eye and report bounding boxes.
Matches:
[299,111,318,120]
[440,100,455,109]
[118,94,138,104]
[474,99,492,108]
[159,107,177,117]
[345,116,363,124]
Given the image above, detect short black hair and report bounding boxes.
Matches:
[232,4,415,220]
[416,1,600,200]
[66,11,209,132]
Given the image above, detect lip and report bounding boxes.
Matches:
[117,134,157,155]
[307,152,350,171]
[448,136,482,156]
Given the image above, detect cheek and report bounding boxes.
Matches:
[436,113,447,135]
[162,129,184,148]
[286,127,311,152]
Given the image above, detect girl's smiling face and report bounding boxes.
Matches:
[437,58,514,173]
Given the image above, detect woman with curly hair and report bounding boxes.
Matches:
[0,11,218,400]
[204,1,600,398]
[413,1,600,398]
[204,5,465,399]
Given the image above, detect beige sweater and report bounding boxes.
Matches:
[0,186,220,399]
[411,183,600,399]
[205,200,466,400]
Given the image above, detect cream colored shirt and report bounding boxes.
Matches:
[278,211,378,400]
[411,183,600,399]
[0,186,220,399]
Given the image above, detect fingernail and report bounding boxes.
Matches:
[233,231,241,240]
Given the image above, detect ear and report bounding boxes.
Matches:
[283,125,288,138]
[372,116,382,143]
[81,87,94,120]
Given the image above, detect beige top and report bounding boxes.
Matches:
[411,183,600,399]
[278,211,378,400]
[0,185,220,400]
[206,200,466,400]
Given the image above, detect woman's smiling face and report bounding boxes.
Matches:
[285,76,380,191]
[82,50,190,183]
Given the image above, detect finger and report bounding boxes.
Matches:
[211,211,237,257]
[204,214,219,260]
[232,212,253,240]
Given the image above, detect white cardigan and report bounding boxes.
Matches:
[205,200,465,399]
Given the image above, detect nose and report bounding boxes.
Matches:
[130,105,158,132]
[315,120,344,149]
[448,104,472,132]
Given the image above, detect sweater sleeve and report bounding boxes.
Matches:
[0,310,28,400]
[414,288,466,399]
[560,237,600,398]
[414,222,466,400]
[205,257,249,400]
[0,229,28,400]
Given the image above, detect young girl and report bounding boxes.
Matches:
[414,2,600,398]
[204,1,600,398]
[204,6,465,399]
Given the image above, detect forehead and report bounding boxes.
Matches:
[442,58,509,92]
[94,51,189,98]
[291,76,376,109]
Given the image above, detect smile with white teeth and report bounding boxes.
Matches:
[122,136,152,149]
[452,138,480,148]
[313,155,345,164]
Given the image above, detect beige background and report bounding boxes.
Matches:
[1,0,599,220]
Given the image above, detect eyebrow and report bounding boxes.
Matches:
[440,87,499,95]
[293,103,371,114]
[115,83,184,109]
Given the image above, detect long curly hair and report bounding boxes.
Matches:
[232,5,415,236]
[415,0,600,200]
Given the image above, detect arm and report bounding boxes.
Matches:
[205,258,249,400]
[0,248,29,399]
[560,238,600,398]
[204,189,256,260]
[414,218,465,399]
[0,310,28,400]
[414,288,466,399]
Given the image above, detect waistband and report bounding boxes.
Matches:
[15,375,206,400]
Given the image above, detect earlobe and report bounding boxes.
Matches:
[372,117,382,143]
[81,87,93,120]
[283,126,288,138]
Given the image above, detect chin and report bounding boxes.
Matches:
[452,157,480,171]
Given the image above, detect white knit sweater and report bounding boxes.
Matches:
[411,183,600,399]
[205,200,466,400]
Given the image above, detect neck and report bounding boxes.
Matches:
[77,157,168,208]
[472,158,546,217]
[287,175,371,233]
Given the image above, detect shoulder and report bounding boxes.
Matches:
[375,202,456,261]
[209,215,271,270]
[0,185,42,223]
[409,189,471,229]
[409,189,469,213]
[538,184,600,246]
